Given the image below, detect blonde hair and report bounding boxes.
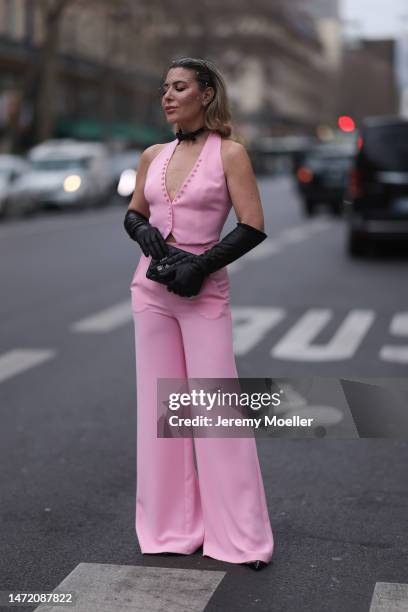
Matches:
[163,57,233,138]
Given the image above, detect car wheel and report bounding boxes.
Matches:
[0,201,8,219]
[22,202,37,217]
[347,230,365,257]
[304,199,315,216]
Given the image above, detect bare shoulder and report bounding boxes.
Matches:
[220,137,251,173]
[221,137,247,158]
[141,142,167,165]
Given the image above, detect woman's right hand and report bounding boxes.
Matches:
[165,256,206,297]
[124,209,169,260]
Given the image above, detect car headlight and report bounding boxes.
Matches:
[64,175,82,192]
[118,169,136,197]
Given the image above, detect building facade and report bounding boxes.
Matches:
[1,0,345,150]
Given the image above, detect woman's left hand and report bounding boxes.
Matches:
[165,257,206,297]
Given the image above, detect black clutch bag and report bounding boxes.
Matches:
[146,244,195,285]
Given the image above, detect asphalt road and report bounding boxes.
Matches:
[0,176,407,612]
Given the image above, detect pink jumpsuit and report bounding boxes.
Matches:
[129,130,274,564]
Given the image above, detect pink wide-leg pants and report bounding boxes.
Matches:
[130,241,274,564]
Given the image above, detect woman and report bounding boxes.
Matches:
[124,57,274,570]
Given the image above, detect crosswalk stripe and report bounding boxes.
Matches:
[0,349,55,384]
[369,582,408,611]
[70,300,132,333]
[33,562,226,612]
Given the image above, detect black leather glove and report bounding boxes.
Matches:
[123,209,169,260]
[165,258,206,297]
[165,223,267,297]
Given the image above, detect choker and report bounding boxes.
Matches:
[176,126,207,142]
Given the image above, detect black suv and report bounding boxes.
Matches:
[344,116,408,256]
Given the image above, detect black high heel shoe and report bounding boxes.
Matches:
[244,560,268,571]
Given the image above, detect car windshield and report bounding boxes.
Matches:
[110,151,141,172]
[30,157,92,171]
[362,124,408,171]
[0,163,21,175]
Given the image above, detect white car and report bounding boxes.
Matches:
[0,154,31,218]
[109,148,142,200]
[7,139,113,214]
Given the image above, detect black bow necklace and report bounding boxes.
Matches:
[176,126,206,142]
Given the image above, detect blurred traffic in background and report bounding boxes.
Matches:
[1,0,407,380]
[1,1,408,259]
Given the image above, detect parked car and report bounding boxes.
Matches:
[344,116,408,256]
[0,154,31,218]
[295,143,355,216]
[296,143,355,216]
[248,135,315,176]
[6,139,112,215]
[109,148,141,201]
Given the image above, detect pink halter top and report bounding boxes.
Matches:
[144,130,233,245]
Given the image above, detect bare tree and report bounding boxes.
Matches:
[35,0,72,142]
[5,0,331,150]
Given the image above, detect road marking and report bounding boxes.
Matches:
[305,219,334,232]
[279,381,346,429]
[228,240,281,272]
[279,226,310,243]
[0,206,120,241]
[243,239,282,259]
[0,349,55,384]
[228,220,334,272]
[271,309,375,361]
[71,300,132,333]
[380,313,408,363]
[369,582,408,611]
[33,562,225,612]
[232,307,286,355]
[0,306,391,388]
